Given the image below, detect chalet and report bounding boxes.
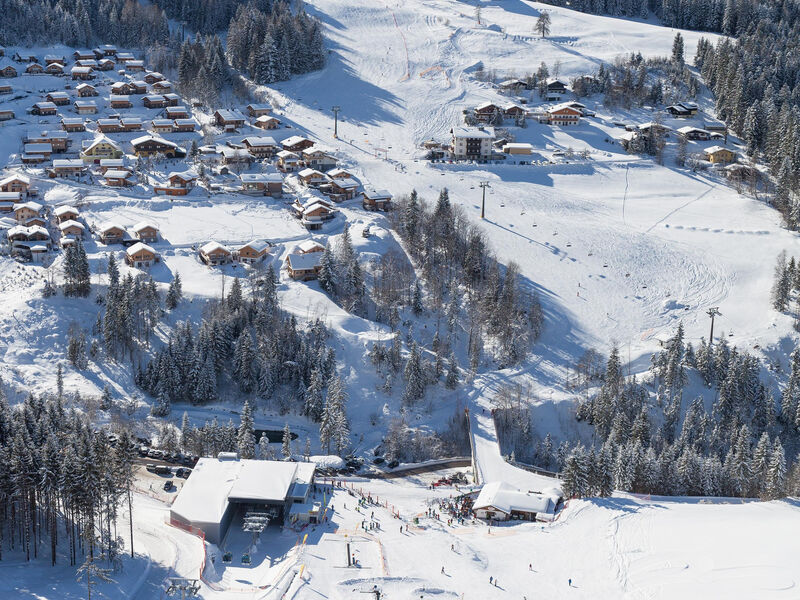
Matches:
[676,126,710,141]
[236,239,270,264]
[544,103,581,126]
[31,102,57,116]
[151,119,173,134]
[638,122,671,137]
[242,136,279,158]
[130,135,185,158]
[246,103,272,117]
[75,59,98,69]
[173,119,196,132]
[46,91,70,105]
[154,170,197,196]
[324,177,359,201]
[277,150,301,172]
[0,175,31,195]
[296,240,325,254]
[49,159,86,178]
[297,168,328,188]
[103,169,135,187]
[14,201,43,223]
[128,81,148,95]
[0,84,11,94]
[503,103,526,118]
[144,72,165,84]
[25,131,68,152]
[25,63,44,75]
[75,83,98,97]
[13,52,37,63]
[220,147,252,165]
[73,100,98,115]
[450,126,495,160]
[240,172,283,197]
[199,241,232,266]
[97,58,115,71]
[44,62,65,75]
[97,119,123,133]
[111,82,132,95]
[254,115,281,130]
[282,136,314,152]
[81,137,123,162]
[115,52,135,63]
[99,222,126,244]
[214,109,246,129]
[120,117,143,132]
[70,66,93,81]
[163,93,181,107]
[286,252,322,280]
[152,80,172,93]
[126,242,158,268]
[73,50,96,61]
[0,193,20,211]
[164,106,189,120]
[498,78,528,93]
[327,168,354,180]
[21,153,48,165]
[545,78,568,100]
[703,119,727,134]
[362,189,392,211]
[472,481,560,522]
[295,200,334,230]
[98,158,125,173]
[0,60,17,78]
[0,110,14,121]
[59,220,85,239]
[142,95,167,109]
[110,95,133,109]
[132,222,158,243]
[704,145,737,164]
[8,225,50,247]
[666,102,698,118]
[126,60,145,72]
[301,148,337,170]
[44,55,65,65]
[98,45,118,56]
[54,205,79,222]
[474,101,502,122]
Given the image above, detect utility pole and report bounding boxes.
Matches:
[707,307,720,345]
[479,181,490,219]
[331,106,341,138]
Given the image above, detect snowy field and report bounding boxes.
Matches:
[8,473,796,600]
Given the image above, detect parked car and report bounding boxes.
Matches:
[163,480,173,491]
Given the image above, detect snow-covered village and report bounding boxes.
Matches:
[1,0,800,598]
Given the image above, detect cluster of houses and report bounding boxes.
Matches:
[197,239,271,267]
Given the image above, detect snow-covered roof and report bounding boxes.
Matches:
[277,150,299,159]
[15,201,42,213]
[247,103,272,111]
[58,219,85,231]
[256,115,279,122]
[327,168,352,177]
[364,189,392,200]
[451,126,495,139]
[99,159,124,167]
[54,205,78,217]
[52,159,84,169]
[242,136,278,147]
[168,170,197,181]
[502,143,533,151]
[200,241,230,255]
[548,102,582,114]
[131,134,177,148]
[677,126,708,134]
[330,177,359,189]
[215,108,245,121]
[282,135,312,147]
[704,145,733,155]
[473,481,557,515]
[71,66,92,74]
[239,239,270,253]
[0,174,30,186]
[99,221,125,233]
[133,221,158,233]
[104,169,132,179]
[298,168,326,179]
[48,91,69,99]
[126,241,156,256]
[475,101,500,111]
[287,252,323,270]
[170,457,316,525]
[241,172,282,183]
[84,137,121,152]
[23,143,52,153]
[297,240,325,253]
